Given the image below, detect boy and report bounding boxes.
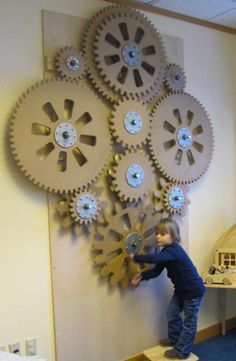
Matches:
[130,218,205,360]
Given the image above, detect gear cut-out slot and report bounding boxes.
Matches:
[141,61,155,76]
[121,213,131,230]
[31,123,51,136]
[117,66,128,84]
[64,99,74,119]
[104,54,120,65]
[192,141,203,153]
[186,110,194,126]
[186,149,195,165]
[76,112,92,129]
[134,27,144,44]
[105,33,120,48]
[133,69,143,87]
[118,22,129,41]
[175,149,183,165]
[142,45,156,55]
[163,120,176,134]
[36,142,55,160]
[164,139,176,150]
[173,108,182,125]
[79,134,96,146]
[57,151,67,172]
[72,147,87,166]
[42,102,58,123]
[192,125,203,135]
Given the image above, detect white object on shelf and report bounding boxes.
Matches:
[0,351,46,361]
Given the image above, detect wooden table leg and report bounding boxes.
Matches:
[218,288,227,336]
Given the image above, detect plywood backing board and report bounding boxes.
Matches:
[43,9,188,361]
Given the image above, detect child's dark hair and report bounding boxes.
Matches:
[156,218,181,243]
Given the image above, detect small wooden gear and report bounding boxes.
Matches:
[55,46,87,81]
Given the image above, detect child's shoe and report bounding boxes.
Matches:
[159,338,175,347]
[164,348,189,359]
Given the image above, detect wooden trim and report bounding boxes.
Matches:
[104,0,236,35]
[195,316,236,343]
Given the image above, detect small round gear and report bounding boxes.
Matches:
[93,7,166,100]
[109,150,154,202]
[93,202,160,287]
[110,98,152,148]
[69,191,101,225]
[55,46,86,80]
[153,176,189,215]
[149,92,214,184]
[55,187,106,236]
[10,79,111,193]
[164,63,186,92]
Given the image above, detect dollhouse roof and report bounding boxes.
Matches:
[216,223,236,251]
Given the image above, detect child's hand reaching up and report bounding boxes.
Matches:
[130,272,142,287]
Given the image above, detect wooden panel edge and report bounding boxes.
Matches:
[195,316,236,343]
[104,0,236,35]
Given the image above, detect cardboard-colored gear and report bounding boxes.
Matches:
[10,79,112,193]
[109,98,152,149]
[153,176,189,215]
[93,7,166,100]
[164,63,186,92]
[109,149,155,203]
[149,92,214,184]
[93,202,161,287]
[82,5,166,103]
[55,46,87,80]
[69,191,101,225]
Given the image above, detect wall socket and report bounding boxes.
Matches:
[9,342,21,355]
[25,338,37,356]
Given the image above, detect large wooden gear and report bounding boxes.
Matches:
[93,202,160,288]
[10,79,111,193]
[149,92,214,184]
[83,6,166,103]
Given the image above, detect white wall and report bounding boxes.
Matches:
[0,1,236,360]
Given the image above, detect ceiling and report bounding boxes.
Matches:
[134,0,236,29]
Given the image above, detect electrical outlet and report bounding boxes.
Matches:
[0,345,5,352]
[8,342,21,355]
[25,338,37,356]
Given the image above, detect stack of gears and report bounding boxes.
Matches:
[9,5,214,288]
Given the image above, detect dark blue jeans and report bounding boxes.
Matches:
[167,294,203,358]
